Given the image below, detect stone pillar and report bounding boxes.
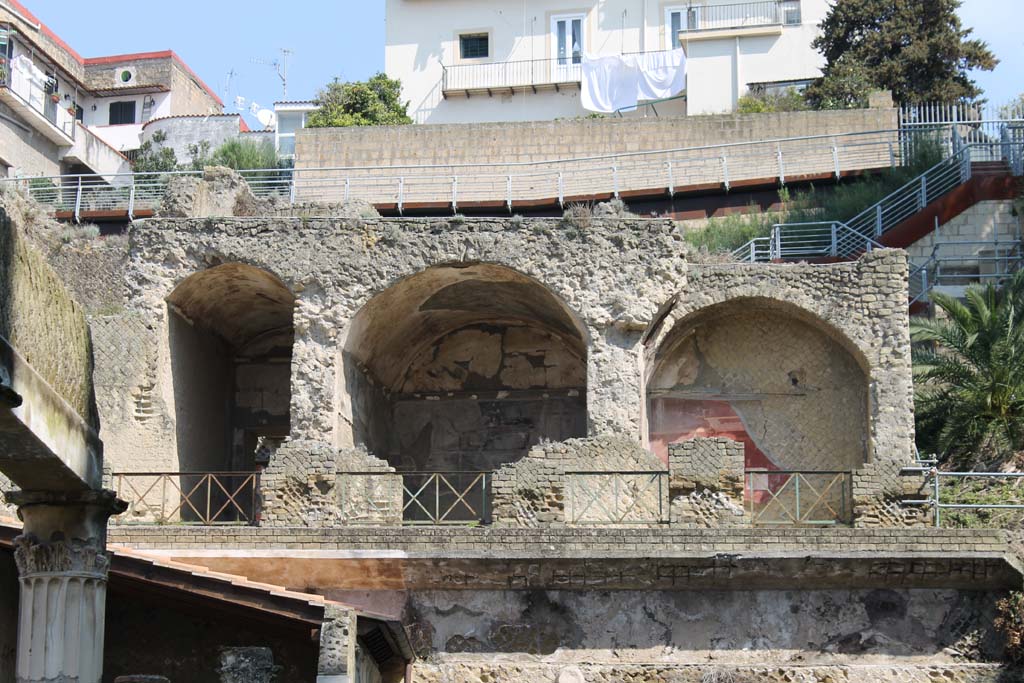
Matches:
[318,605,356,683]
[5,489,125,683]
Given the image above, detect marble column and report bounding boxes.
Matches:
[5,489,125,683]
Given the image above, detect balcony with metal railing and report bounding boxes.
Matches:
[675,1,802,40]
[0,55,75,144]
[442,55,585,97]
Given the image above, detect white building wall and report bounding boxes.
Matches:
[386,0,827,123]
[82,92,172,152]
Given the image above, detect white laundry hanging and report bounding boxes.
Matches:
[634,48,687,103]
[581,48,687,114]
[581,53,639,114]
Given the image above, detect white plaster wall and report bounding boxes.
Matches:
[82,93,172,152]
[87,124,144,153]
[385,0,827,122]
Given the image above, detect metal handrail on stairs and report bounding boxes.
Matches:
[733,134,1024,264]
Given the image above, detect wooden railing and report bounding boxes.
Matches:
[745,470,851,526]
[400,472,491,525]
[112,472,260,525]
[565,471,668,525]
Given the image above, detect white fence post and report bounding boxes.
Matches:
[73,176,82,224]
[127,178,136,221]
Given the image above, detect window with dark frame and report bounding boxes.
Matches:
[459,33,489,60]
[108,101,136,125]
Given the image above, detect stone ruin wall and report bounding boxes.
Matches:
[18,204,919,527]
[404,587,1007,682]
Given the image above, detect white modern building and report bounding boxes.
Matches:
[0,0,222,179]
[385,0,828,124]
[273,100,318,158]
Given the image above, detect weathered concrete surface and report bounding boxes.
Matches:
[0,193,98,429]
[410,663,1018,682]
[0,191,102,490]
[406,588,1005,664]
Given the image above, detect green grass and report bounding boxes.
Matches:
[683,136,946,254]
[936,476,1024,529]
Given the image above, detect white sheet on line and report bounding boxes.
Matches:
[581,53,638,114]
[581,48,687,114]
[634,48,687,103]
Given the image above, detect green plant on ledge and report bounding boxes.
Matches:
[996,592,1024,663]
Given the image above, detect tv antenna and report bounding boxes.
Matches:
[253,48,293,99]
[222,68,238,105]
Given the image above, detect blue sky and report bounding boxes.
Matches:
[19,0,1022,127]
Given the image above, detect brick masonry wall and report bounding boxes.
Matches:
[668,439,747,527]
[259,440,401,527]
[491,436,665,527]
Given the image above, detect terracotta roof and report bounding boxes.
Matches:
[1,3,222,107]
[3,0,84,63]
[0,516,400,627]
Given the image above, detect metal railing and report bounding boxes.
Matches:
[900,101,1024,150]
[0,61,75,139]
[5,128,903,219]
[903,471,1024,528]
[112,472,260,525]
[734,136,1024,263]
[909,236,1023,305]
[679,0,797,33]
[442,56,582,93]
[565,471,668,525]
[401,471,491,525]
[745,470,852,525]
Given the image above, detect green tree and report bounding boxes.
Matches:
[132,130,178,173]
[911,271,1024,468]
[805,0,997,107]
[306,72,412,128]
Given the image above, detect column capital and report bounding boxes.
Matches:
[4,488,126,572]
[12,534,109,579]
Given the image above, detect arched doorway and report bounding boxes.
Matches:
[164,263,295,522]
[647,297,870,523]
[343,263,588,473]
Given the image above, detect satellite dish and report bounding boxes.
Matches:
[256,109,277,129]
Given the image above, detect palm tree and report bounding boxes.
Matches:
[911,270,1024,469]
